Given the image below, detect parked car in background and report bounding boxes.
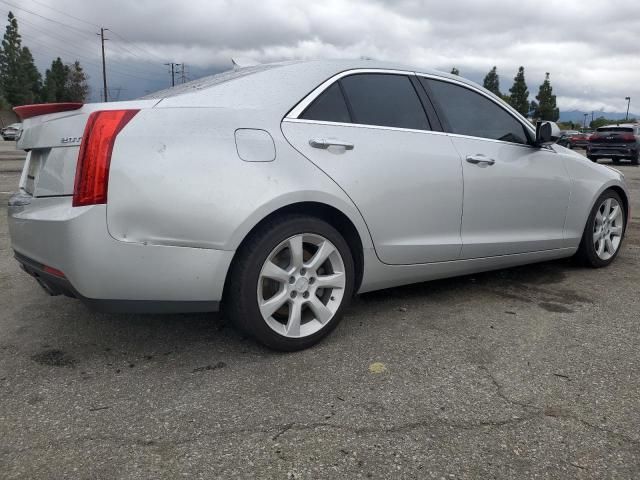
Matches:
[587,124,639,164]
[8,60,630,350]
[558,131,589,149]
[1,122,22,140]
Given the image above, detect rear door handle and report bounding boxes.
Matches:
[309,138,354,150]
[466,154,495,166]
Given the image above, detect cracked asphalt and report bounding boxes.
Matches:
[1,144,639,479]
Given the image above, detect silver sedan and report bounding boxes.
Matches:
[9,60,629,350]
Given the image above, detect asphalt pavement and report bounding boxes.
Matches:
[1,144,639,479]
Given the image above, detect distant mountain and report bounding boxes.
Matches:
[559,110,638,123]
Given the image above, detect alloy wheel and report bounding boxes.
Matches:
[257,233,346,338]
[593,197,624,261]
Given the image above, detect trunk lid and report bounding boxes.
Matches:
[16,99,158,197]
[590,127,637,145]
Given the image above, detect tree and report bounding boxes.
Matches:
[450,67,459,75]
[482,66,501,96]
[42,57,70,102]
[531,72,559,121]
[18,46,41,103]
[0,12,40,106]
[42,58,89,102]
[65,60,89,102]
[508,66,530,117]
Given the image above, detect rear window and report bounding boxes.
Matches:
[596,127,633,133]
[299,73,431,131]
[340,74,430,130]
[300,83,350,123]
[140,63,291,99]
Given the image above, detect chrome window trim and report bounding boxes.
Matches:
[286,67,538,149]
[282,119,537,150]
[282,117,447,137]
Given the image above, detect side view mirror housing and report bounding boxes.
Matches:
[535,121,561,147]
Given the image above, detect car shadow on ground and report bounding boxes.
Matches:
[21,257,584,364]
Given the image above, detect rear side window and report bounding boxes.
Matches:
[340,74,430,130]
[300,82,351,123]
[423,78,530,145]
[596,127,633,133]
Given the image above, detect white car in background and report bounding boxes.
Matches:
[1,122,22,141]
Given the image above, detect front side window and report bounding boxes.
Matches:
[422,78,530,145]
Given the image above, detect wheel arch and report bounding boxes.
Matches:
[225,200,369,297]
[593,183,630,225]
[608,185,630,221]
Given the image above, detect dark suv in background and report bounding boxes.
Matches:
[587,124,639,165]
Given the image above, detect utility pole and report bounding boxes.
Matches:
[164,62,181,87]
[97,28,109,102]
[625,97,631,121]
[583,113,588,129]
[178,63,187,84]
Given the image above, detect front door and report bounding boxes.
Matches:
[282,72,464,265]
[420,77,571,259]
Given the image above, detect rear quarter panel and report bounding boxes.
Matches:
[106,107,373,252]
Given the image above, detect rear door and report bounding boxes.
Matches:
[282,71,464,265]
[420,77,571,259]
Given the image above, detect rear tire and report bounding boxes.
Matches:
[631,153,639,166]
[224,214,355,351]
[575,190,626,268]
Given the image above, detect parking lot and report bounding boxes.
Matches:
[1,142,639,479]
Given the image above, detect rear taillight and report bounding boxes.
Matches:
[588,135,597,141]
[72,109,139,207]
[621,134,636,142]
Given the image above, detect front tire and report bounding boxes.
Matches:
[587,155,598,162]
[576,190,626,267]
[224,215,355,351]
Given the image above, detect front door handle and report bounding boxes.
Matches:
[309,138,354,150]
[466,154,495,166]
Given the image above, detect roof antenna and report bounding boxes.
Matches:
[231,58,260,70]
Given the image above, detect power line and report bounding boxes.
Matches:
[0,0,95,35]
[21,0,168,72]
[3,9,167,80]
[24,0,100,27]
[108,29,168,65]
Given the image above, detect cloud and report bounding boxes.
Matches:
[9,0,640,112]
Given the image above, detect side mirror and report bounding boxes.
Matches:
[535,121,561,146]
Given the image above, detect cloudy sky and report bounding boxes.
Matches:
[4,0,639,115]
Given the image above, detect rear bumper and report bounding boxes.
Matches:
[14,251,220,313]
[587,144,638,157]
[8,195,234,313]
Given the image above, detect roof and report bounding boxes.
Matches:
[149,59,494,117]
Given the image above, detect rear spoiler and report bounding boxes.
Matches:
[13,103,83,120]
